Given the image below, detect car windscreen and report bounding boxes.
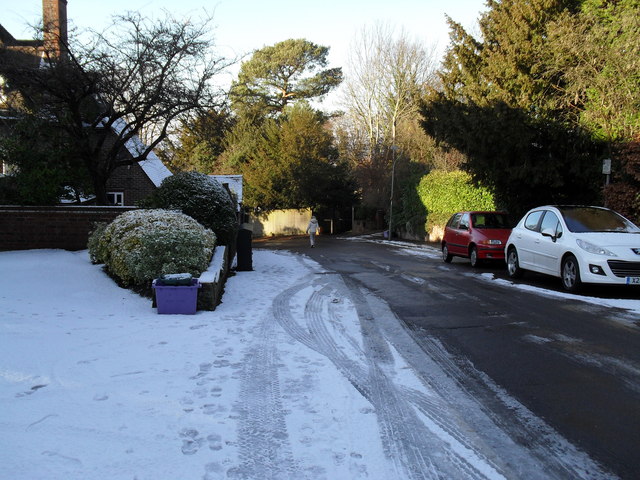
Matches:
[471,213,511,229]
[559,207,640,233]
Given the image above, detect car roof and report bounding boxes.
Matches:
[532,205,610,209]
[528,205,613,213]
[457,211,508,214]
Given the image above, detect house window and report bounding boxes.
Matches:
[107,192,124,206]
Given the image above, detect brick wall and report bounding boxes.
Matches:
[0,205,135,251]
[106,163,157,206]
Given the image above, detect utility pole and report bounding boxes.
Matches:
[388,143,398,242]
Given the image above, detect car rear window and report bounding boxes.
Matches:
[471,213,511,229]
[559,207,640,233]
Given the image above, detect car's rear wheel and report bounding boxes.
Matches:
[507,247,523,278]
[469,246,481,268]
[561,254,582,292]
[442,244,453,263]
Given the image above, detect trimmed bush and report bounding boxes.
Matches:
[417,170,496,235]
[87,221,109,264]
[143,172,238,246]
[88,209,216,289]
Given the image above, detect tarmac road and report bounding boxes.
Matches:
[256,233,640,479]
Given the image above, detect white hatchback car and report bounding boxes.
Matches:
[505,205,640,292]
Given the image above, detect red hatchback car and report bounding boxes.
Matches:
[442,211,512,267]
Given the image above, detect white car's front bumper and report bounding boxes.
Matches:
[577,254,640,285]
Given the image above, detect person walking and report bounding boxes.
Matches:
[306,215,319,247]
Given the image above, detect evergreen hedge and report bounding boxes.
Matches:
[417,170,496,234]
[143,172,238,246]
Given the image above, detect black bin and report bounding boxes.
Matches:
[236,228,253,271]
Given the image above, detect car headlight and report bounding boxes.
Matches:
[576,239,617,256]
[480,239,502,245]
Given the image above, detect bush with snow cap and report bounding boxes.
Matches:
[144,171,238,246]
[89,209,216,289]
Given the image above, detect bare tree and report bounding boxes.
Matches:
[339,23,440,223]
[1,11,231,204]
[341,23,439,151]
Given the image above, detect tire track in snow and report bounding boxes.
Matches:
[305,282,472,478]
[273,277,371,400]
[271,267,614,479]
[273,273,506,479]
[341,275,502,480]
[229,313,300,480]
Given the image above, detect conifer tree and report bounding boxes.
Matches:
[421,0,608,216]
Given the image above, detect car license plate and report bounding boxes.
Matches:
[626,277,640,285]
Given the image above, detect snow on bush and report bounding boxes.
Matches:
[88,209,216,289]
[144,172,238,246]
[87,221,109,264]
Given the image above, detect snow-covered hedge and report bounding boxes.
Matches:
[88,209,216,289]
[143,172,238,246]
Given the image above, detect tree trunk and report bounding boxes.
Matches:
[93,175,109,205]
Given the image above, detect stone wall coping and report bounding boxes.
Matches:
[198,246,227,284]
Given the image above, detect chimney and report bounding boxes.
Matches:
[42,0,68,58]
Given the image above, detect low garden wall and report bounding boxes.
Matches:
[197,245,230,311]
[0,205,136,251]
[1,205,239,312]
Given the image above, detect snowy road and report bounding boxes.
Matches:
[0,247,622,479]
[250,258,614,480]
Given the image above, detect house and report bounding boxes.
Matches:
[209,174,243,210]
[0,0,172,206]
[103,118,172,206]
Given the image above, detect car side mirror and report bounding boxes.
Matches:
[541,228,557,242]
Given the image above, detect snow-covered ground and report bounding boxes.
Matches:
[1,243,634,480]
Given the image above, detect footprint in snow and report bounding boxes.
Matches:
[207,434,223,451]
[16,384,47,398]
[180,428,203,455]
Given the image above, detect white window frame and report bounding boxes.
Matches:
[107,192,124,206]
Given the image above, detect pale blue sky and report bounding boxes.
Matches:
[4,0,487,65]
[4,0,487,106]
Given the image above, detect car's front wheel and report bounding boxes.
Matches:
[507,247,523,278]
[442,244,453,263]
[469,246,481,268]
[561,254,582,292]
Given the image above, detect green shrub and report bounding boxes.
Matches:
[143,172,238,246]
[87,222,109,264]
[89,209,216,289]
[417,170,496,233]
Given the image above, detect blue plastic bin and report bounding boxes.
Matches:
[152,278,201,314]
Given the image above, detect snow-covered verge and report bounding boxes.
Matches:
[0,249,390,479]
